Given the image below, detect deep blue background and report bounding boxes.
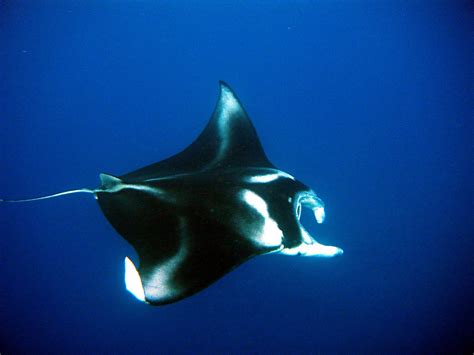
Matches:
[1,1,472,353]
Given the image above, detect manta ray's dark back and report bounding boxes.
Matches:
[97,82,280,305]
[2,81,343,306]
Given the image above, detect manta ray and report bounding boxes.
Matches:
[1,81,343,305]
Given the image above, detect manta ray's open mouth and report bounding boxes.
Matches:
[295,191,326,224]
[282,192,343,257]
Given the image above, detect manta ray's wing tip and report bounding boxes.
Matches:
[218,80,238,97]
[218,80,230,89]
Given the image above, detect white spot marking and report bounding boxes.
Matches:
[246,172,295,183]
[145,218,188,301]
[214,86,240,163]
[221,86,240,117]
[241,190,283,247]
[124,257,146,302]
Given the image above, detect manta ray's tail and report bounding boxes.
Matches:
[0,188,95,203]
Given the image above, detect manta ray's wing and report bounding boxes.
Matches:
[97,82,281,304]
[1,80,342,306]
[97,178,278,305]
[122,81,274,182]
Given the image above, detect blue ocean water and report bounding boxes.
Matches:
[0,1,472,353]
